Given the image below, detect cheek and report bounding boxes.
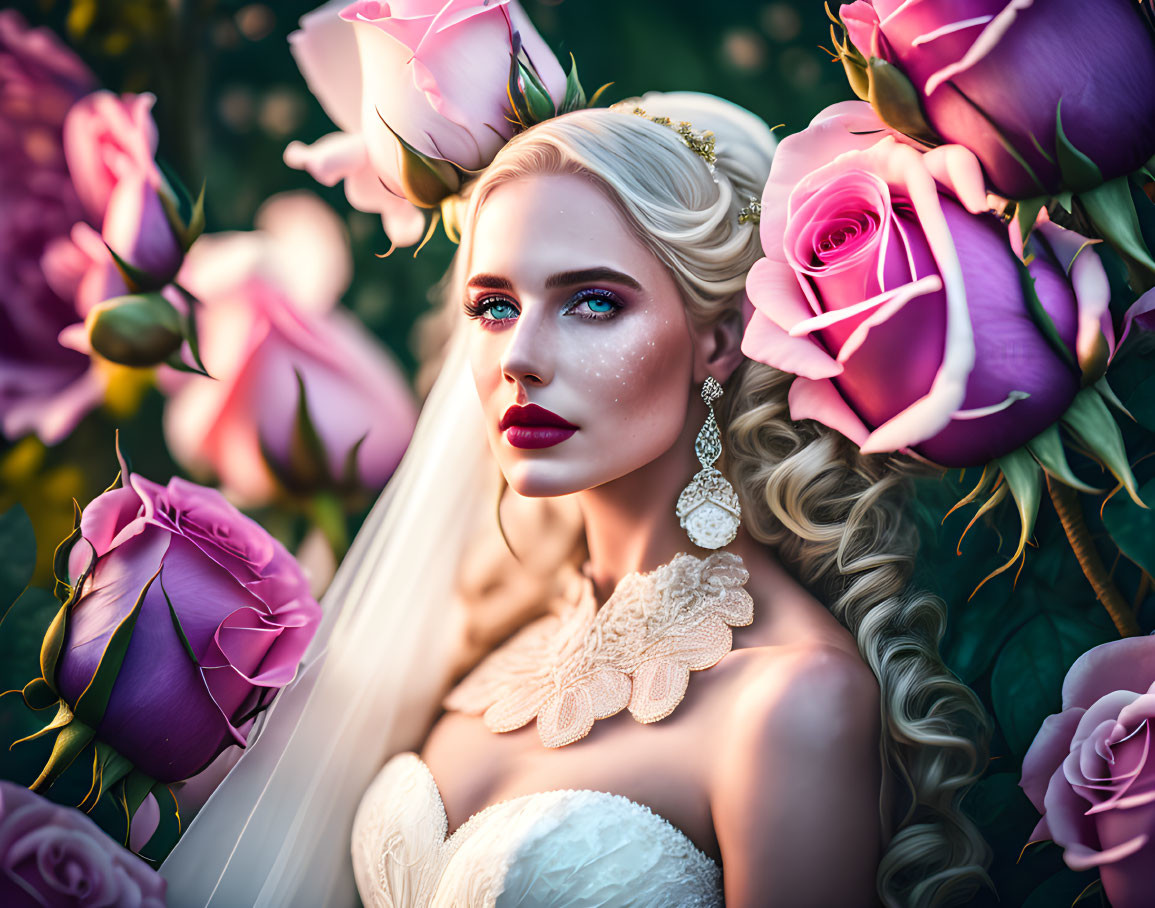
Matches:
[579,316,692,451]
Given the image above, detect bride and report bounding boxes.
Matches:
[160,92,991,907]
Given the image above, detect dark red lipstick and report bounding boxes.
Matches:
[500,404,578,449]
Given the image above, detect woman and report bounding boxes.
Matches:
[161,93,990,907]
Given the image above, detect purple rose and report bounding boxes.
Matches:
[56,456,321,782]
[741,103,1115,467]
[1021,636,1155,908]
[841,0,1155,198]
[0,10,104,444]
[0,780,166,907]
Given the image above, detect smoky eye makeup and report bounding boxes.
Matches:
[562,288,625,320]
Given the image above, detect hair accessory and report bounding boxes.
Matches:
[738,196,762,225]
[676,377,742,549]
[630,107,717,174]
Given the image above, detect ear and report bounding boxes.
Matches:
[692,305,747,385]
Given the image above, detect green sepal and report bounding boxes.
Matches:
[160,571,199,667]
[137,783,182,862]
[43,532,96,692]
[866,58,939,146]
[52,500,84,605]
[505,39,534,128]
[72,567,159,729]
[1055,102,1104,193]
[260,369,332,494]
[827,3,870,101]
[119,768,157,846]
[1013,197,1046,248]
[440,195,463,245]
[1015,251,1078,371]
[1092,374,1136,423]
[88,293,184,368]
[1024,423,1103,494]
[989,448,1043,578]
[560,53,587,114]
[309,491,349,559]
[1077,177,1155,293]
[376,114,460,208]
[170,283,212,378]
[10,699,73,749]
[517,58,555,124]
[339,434,368,492]
[27,717,94,792]
[20,677,59,711]
[102,243,154,294]
[156,159,205,251]
[1059,386,1145,508]
[79,740,134,813]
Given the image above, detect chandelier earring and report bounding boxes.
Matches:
[676,377,742,549]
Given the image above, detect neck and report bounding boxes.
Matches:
[575,393,727,604]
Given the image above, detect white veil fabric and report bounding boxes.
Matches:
[159,323,487,907]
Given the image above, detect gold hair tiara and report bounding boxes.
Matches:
[630,107,717,173]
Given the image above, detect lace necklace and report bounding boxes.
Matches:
[442,551,753,748]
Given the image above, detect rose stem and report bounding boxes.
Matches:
[1046,474,1140,637]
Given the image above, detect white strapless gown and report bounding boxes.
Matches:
[351,752,724,907]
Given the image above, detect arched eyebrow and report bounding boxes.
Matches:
[466,267,643,293]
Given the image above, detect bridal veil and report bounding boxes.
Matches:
[159,324,488,906]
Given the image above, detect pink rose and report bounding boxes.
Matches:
[0,780,166,907]
[0,10,103,444]
[50,454,322,782]
[62,91,183,286]
[741,102,1116,467]
[1021,636,1155,908]
[284,0,566,244]
[162,191,417,504]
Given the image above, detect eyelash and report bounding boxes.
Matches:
[463,290,624,327]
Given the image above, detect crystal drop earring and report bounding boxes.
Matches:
[675,376,741,549]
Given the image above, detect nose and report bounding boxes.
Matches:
[500,307,553,389]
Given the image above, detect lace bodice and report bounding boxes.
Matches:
[351,752,723,907]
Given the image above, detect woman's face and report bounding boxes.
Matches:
[465,172,697,497]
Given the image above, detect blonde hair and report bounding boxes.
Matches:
[452,92,992,907]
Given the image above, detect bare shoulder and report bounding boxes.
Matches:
[721,641,881,758]
[708,643,884,906]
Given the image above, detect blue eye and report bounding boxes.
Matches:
[567,290,622,320]
[465,297,519,326]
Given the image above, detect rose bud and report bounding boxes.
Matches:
[86,291,184,367]
[839,0,1155,199]
[19,451,321,787]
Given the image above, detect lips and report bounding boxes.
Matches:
[500,403,578,450]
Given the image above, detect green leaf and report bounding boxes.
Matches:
[991,611,1114,756]
[0,586,58,695]
[1021,869,1103,908]
[1101,476,1155,578]
[0,506,35,608]
[20,676,58,712]
[1015,197,1046,247]
[940,568,1024,683]
[72,568,158,729]
[962,771,1022,831]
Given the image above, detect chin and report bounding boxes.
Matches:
[502,460,591,498]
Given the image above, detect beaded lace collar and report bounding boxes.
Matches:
[442,551,753,748]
